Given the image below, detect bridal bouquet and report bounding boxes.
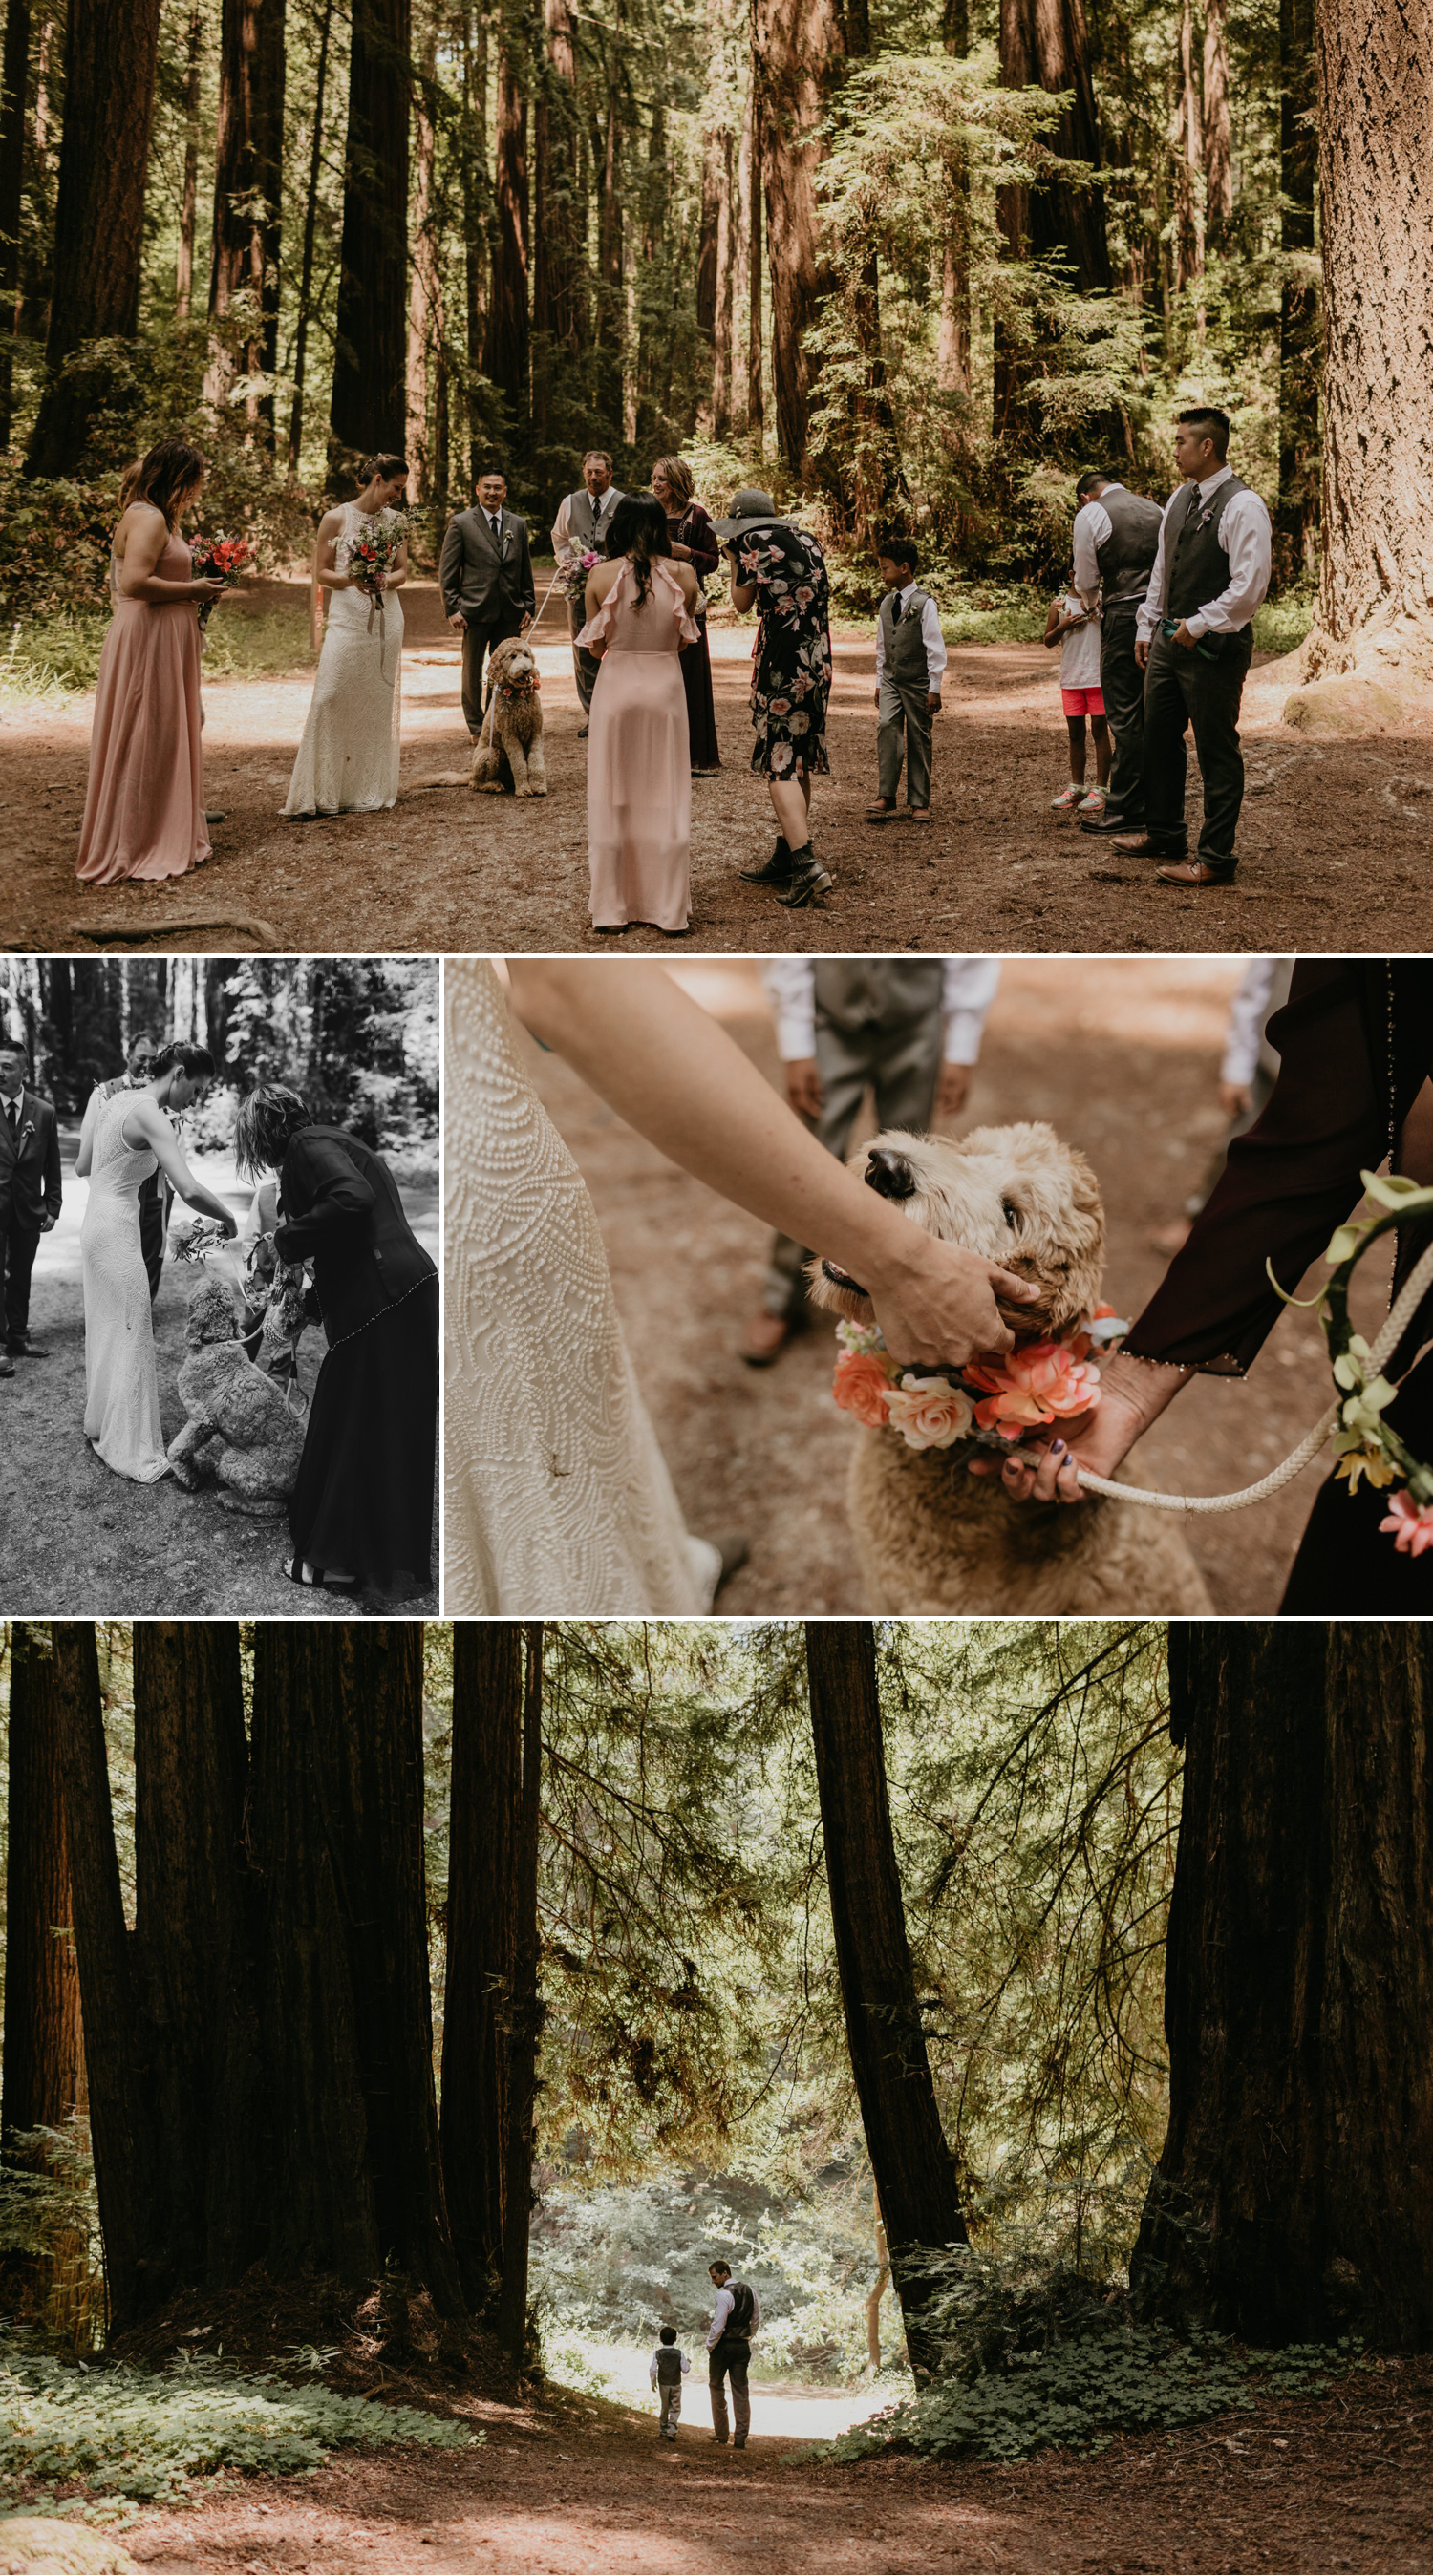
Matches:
[189,533,253,629]
[170,1215,233,1267]
[347,515,407,600]
[558,547,600,605]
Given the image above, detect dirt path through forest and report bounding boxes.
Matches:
[5,581,1430,956]
[123,2352,1433,2573]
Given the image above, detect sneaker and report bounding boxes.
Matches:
[774,848,833,907]
[1077,787,1107,815]
[1050,783,1081,812]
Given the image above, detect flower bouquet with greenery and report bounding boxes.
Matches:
[189,533,253,629]
[558,547,600,606]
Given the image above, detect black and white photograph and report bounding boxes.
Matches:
[0,955,439,1614]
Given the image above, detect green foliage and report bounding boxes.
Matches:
[0,605,314,708]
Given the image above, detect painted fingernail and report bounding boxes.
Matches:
[1051,1440,1065,1455]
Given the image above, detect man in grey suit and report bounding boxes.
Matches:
[0,1038,62,1378]
[440,466,536,739]
[550,451,625,734]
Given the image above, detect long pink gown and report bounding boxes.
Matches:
[576,561,698,933]
[76,531,209,884]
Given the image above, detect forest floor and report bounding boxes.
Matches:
[3,1140,438,1615]
[118,2348,1433,2573]
[522,954,1375,1617]
[4,575,1431,958]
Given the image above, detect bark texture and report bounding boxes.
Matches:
[1132,1624,1433,2348]
[496,1626,545,2367]
[329,0,411,470]
[533,0,581,365]
[997,0,1111,291]
[753,0,844,470]
[1274,0,1317,568]
[0,0,32,443]
[805,1622,968,2375]
[440,1623,521,2319]
[204,0,287,427]
[487,9,529,415]
[2,1625,84,2151]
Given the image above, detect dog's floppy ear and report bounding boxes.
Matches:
[865,1145,917,1201]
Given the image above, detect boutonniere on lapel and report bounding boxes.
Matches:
[18,1120,36,1147]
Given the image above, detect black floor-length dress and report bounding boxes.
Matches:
[275,1123,438,1589]
[672,502,722,770]
[1123,959,1433,1612]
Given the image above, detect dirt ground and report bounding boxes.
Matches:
[518,956,1381,1617]
[4,576,1430,957]
[4,1147,438,1616]
[118,2352,1433,2574]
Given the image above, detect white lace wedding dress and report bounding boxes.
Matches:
[444,959,721,1613]
[81,1091,172,1482]
[282,501,403,816]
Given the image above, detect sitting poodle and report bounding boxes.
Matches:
[471,633,547,798]
[167,1277,306,1514]
[808,1122,1213,1615]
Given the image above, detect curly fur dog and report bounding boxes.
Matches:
[471,634,547,798]
[808,1122,1213,1615]
[167,1277,306,1514]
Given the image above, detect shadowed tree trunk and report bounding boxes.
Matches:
[753,0,844,471]
[1132,1625,1433,2348]
[24,0,162,476]
[0,0,32,443]
[204,0,287,435]
[287,0,334,475]
[804,1622,968,2377]
[495,1625,545,2368]
[533,0,580,369]
[406,10,439,497]
[461,0,489,482]
[936,0,972,403]
[175,3,203,319]
[440,1623,521,2319]
[711,123,735,436]
[486,1,529,418]
[1,1624,86,2328]
[1275,0,1317,575]
[329,0,411,474]
[733,69,758,436]
[1202,0,1232,249]
[593,32,623,432]
[995,0,1110,435]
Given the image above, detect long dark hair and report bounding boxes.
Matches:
[151,1040,215,1081]
[234,1083,313,1179]
[130,439,207,528]
[606,491,672,607]
[359,452,408,490]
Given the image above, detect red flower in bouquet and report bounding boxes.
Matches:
[346,518,406,599]
[190,533,254,628]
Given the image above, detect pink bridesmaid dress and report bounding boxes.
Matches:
[76,530,210,884]
[576,561,698,933]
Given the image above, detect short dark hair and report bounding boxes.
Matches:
[708,2260,731,2278]
[658,2324,677,2344]
[1075,469,1114,498]
[877,536,918,572]
[128,1029,160,1054]
[234,1083,313,1180]
[152,1040,215,1081]
[359,452,408,487]
[1175,405,1230,459]
[0,1037,29,1067]
[475,463,507,482]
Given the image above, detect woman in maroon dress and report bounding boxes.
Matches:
[652,456,721,772]
[994,959,1433,1611]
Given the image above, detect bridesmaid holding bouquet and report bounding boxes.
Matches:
[76,439,225,886]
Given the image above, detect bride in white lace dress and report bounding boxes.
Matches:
[77,1043,237,1481]
[283,455,409,820]
[444,959,1042,1614]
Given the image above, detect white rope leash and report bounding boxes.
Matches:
[1050,1237,1433,1516]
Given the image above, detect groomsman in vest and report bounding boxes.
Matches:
[1116,407,1272,886]
[866,538,946,824]
[96,1030,170,1300]
[1069,468,1165,838]
[741,957,1000,1365]
[0,1039,61,1378]
[550,451,625,735]
[440,466,536,740]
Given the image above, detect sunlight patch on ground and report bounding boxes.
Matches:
[546,2337,895,2442]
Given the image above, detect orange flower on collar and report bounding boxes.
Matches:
[963,1340,1102,1442]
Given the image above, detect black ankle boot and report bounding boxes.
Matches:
[739,835,793,883]
[774,844,833,906]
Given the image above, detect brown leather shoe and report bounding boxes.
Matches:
[740,1311,792,1367]
[1111,831,1168,856]
[1155,860,1237,886]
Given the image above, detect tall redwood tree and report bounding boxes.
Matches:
[1,1624,86,2327]
[329,0,411,471]
[440,1622,522,2318]
[204,0,288,432]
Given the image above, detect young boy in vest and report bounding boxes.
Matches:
[866,540,947,826]
[706,2259,760,2447]
[649,2323,691,2441]
[1042,575,1109,816]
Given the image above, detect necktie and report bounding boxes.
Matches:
[892,595,903,624]
[490,514,502,546]
[6,1100,15,1133]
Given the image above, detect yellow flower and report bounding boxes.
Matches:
[1334,1444,1397,1494]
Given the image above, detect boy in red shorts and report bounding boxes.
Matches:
[1043,579,1109,817]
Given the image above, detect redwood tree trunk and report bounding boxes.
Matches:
[533,0,580,364]
[2,1625,84,2154]
[0,0,32,444]
[936,0,972,403]
[204,0,287,433]
[997,0,1110,291]
[804,1623,968,2375]
[495,1625,545,2368]
[461,0,489,481]
[406,12,438,497]
[329,0,411,473]
[486,11,529,417]
[440,1623,521,2319]
[1201,0,1232,247]
[753,0,844,472]
[1132,1624,1433,2349]
[287,0,334,474]
[593,51,623,431]
[1275,0,1318,574]
[24,0,162,476]
[175,3,203,319]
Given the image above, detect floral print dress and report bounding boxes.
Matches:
[738,522,833,778]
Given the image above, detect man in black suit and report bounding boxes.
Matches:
[0,1039,62,1378]
[439,466,537,740]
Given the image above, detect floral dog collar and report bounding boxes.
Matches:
[831,1307,1125,1457]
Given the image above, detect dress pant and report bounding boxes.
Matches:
[657,2379,683,2433]
[461,609,524,736]
[763,1009,943,1319]
[570,603,601,717]
[1142,625,1254,870]
[876,675,934,808]
[2,1207,41,1347]
[708,2337,751,2440]
[1099,603,1147,822]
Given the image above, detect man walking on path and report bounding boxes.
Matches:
[706,2260,759,2448]
[551,452,625,735]
[1114,408,1272,887]
[440,468,535,741]
[1070,469,1165,838]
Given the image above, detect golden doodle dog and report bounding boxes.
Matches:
[808,1122,1213,1615]
[471,634,547,798]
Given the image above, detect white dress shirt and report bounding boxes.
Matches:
[760,958,1001,1069]
[551,486,622,556]
[1072,485,1123,604]
[1136,466,1273,643]
[706,2284,760,2350]
[875,582,948,692]
[1220,957,1297,1090]
[649,2344,693,2386]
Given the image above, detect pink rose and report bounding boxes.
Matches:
[769,696,792,716]
[769,743,794,775]
[1380,1493,1433,1556]
[884,1376,975,1452]
[964,1341,1101,1442]
[833,1350,895,1427]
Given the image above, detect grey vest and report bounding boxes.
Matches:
[1166,476,1250,623]
[655,2346,682,2385]
[1094,486,1164,604]
[567,485,622,551]
[814,960,944,1038]
[878,587,931,691]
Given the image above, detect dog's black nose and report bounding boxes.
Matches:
[865,1147,916,1201]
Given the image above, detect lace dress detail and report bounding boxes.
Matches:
[443,959,719,1612]
[80,1091,171,1481]
[282,502,403,816]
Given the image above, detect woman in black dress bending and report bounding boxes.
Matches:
[652,456,721,772]
[235,1085,438,1593]
[997,959,1433,1611]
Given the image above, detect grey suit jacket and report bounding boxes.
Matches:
[439,507,536,625]
[0,1088,62,1229]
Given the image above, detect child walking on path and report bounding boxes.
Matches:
[867,540,947,825]
[650,2326,691,2441]
[1044,582,1109,817]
